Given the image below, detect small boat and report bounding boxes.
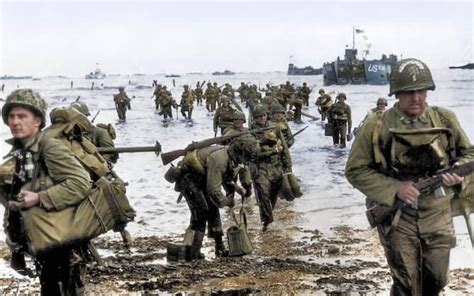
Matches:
[165,74,181,78]
[287,63,322,75]
[212,70,235,76]
[85,67,106,79]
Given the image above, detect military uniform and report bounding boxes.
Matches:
[113,88,131,121]
[315,90,333,121]
[345,58,474,295]
[298,83,311,106]
[213,100,238,135]
[180,85,195,120]
[237,82,249,103]
[327,94,351,148]
[175,146,236,257]
[250,115,292,229]
[194,83,204,106]
[159,87,177,120]
[0,89,92,295]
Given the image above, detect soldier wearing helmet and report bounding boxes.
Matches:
[345,58,473,295]
[327,92,352,148]
[113,87,131,121]
[353,97,389,137]
[315,88,333,121]
[298,82,312,106]
[69,100,119,164]
[0,89,92,294]
[250,104,293,231]
[213,97,238,135]
[180,84,195,120]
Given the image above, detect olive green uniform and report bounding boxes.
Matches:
[113,91,131,121]
[1,132,92,295]
[345,103,474,295]
[250,121,292,228]
[180,88,195,120]
[298,85,311,106]
[328,101,352,148]
[175,146,236,255]
[316,94,332,121]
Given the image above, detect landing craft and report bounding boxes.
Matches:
[322,28,398,86]
[85,66,107,79]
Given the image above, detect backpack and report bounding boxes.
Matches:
[96,123,117,140]
[19,107,135,255]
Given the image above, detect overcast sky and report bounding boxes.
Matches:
[0,0,472,76]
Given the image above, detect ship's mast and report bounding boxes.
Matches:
[352,26,355,50]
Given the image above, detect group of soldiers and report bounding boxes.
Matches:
[1,57,473,295]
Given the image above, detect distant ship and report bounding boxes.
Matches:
[0,75,32,80]
[287,63,322,75]
[449,63,474,70]
[165,74,181,78]
[322,29,397,86]
[85,66,106,79]
[212,70,235,76]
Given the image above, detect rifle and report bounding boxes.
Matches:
[96,141,162,157]
[91,110,101,123]
[301,111,320,121]
[161,127,274,165]
[366,161,474,229]
[287,126,308,142]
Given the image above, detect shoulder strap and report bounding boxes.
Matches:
[372,114,388,170]
[427,106,457,160]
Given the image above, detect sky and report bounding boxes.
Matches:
[0,0,473,77]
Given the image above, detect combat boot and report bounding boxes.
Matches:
[184,228,205,260]
[214,235,229,257]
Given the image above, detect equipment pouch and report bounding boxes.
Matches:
[365,198,396,228]
[324,123,333,136]
[21,177,135,255]
[227,208,253,256]
[389,127,451,176]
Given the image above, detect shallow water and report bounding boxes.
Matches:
[0,68,473,279]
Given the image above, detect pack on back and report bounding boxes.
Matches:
[20,107,136,255]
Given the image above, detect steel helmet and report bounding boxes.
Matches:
[69,100,91,116]
[231,111,246,123]
[389,58,435,96]
[318,88,325,94]
[376,97,388,106]
[270,103,286,114]
[252,104,268,118]
[118,86,125,91]
[337,92,347,100]
[227,135,259,163]
[2,89,48,128]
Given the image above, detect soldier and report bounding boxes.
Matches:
[213,97,238,135]
[250,104,292,231]
[194,81,205,106]
[315,88,333,121]
[113,87,131,121]
[159,86,177,121]
[0,89,92,294]
[180,84,195,120]
[353,97,389,136]
[152,83,163,110]
[70,100,119,165]
[289,93,304,123]
[237,82,249,103]
[327,93,352,148]
[298,82,312,106]
[270,103,294,148]
[345,58,474,295]
[222,83,235,98]
[171,141,255,258]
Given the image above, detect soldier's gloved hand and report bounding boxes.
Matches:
[209,192,232,208]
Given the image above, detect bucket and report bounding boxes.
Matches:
[226,210,253,256]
